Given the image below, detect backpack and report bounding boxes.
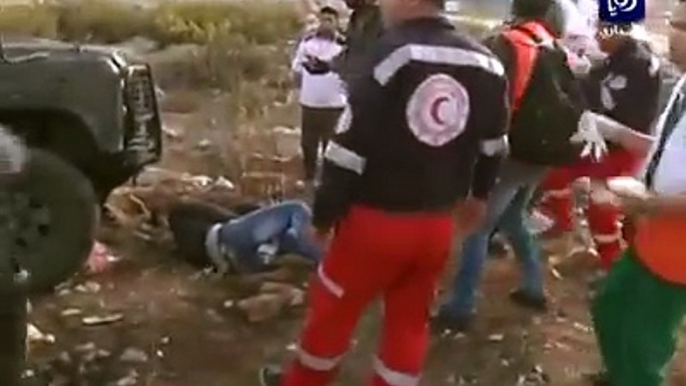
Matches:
[503,24,588,166]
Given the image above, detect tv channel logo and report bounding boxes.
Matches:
[599,0,646,24]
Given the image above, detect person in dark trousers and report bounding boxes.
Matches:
[292,6,347,185]
[168,200,323,275]
[435,0,568,333]
[259,0,509,384]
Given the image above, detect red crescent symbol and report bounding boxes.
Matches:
[430,96,450,125]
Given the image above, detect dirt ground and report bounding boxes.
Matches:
[26,226,686,386]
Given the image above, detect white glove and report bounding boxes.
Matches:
[570,110,608,161]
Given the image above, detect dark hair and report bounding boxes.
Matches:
[320,6,339,17]
[512,0,552,19]
[429,0,445,8]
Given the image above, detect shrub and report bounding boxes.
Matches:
[0,0,302,46]
[0,0,300,97]
[0,3,60,38]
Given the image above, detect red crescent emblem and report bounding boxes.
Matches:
[429,96,450,125]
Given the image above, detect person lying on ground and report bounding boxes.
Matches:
[167,200,323,275]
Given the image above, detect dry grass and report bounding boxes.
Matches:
[0,0,301,44]
[0,1,300,111]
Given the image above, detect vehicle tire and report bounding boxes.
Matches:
[11,149,97,292]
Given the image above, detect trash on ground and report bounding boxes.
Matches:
[81,313,124,327]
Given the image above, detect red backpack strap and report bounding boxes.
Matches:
[501,22,556,112]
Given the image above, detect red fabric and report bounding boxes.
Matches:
[502,21,555,112]
[282,205,453,386]
[540,149,643,270]
[635,216,686,285]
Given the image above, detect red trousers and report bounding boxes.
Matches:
[282,205,454,386]
[540,149,642,270]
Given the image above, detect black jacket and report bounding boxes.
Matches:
[335,4,384,85]
[582,39,661,135]
[312,16,510,229]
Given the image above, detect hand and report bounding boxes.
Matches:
[618,195,655,217]
[571,111,608,161]
[303,56,332,75]
[309,225,332,249]
[454,197,487,236]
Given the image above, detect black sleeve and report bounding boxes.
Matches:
[469,67,510,199]
[483,33,516,104]
[611,56,662,134]
[311,50,382,230]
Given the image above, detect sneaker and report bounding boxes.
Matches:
[259,366,283,386]
[431,308,475,333]
[509,289,548,311]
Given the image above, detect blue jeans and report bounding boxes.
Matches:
[443,159,547,318]
[217,201,323,273]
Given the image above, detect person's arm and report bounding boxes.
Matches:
[310,51,381,232]
[645,195,686,215]
[599,55,662,156]
[482,33,516,106]
[469,67,510,200]
[591,113,656,156]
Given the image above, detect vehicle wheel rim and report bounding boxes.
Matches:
[12,194,51,257]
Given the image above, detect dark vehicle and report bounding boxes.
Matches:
[0,38,162,292]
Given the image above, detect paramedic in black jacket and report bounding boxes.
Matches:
[259,0,509,385]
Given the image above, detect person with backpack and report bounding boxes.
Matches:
[434,0,603,332]
[538,22,661,271]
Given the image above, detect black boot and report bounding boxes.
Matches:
[509,289,548,311]
[431,308,475,333]
[259,366,283,386]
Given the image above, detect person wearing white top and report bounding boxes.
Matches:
[291,6,347,183]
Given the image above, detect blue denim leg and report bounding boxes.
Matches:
[218,200,322,273]
[499,184,544,299]
[445,174,523,318]
[443,160,547,318]
[275,203,323,264]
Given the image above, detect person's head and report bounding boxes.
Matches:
[669,0,686,70]
[305,13,319,33]
[595,22,633,53]
[345,0,375,10]
[511,0,566,37]
[378,0,443,27]
[318,6,340,33]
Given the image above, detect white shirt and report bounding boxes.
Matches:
[651,75,686,195]
[292,34,347,108]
